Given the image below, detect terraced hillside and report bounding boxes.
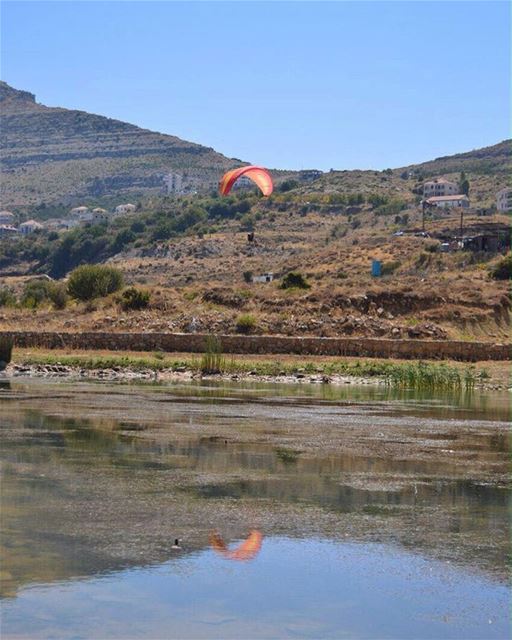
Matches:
[0,82,238,207]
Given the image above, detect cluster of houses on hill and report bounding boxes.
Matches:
[0,203,138,240]
[0,210,43,238]
[421,178,512,213]
[52,203,138,230]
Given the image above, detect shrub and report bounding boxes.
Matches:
[0,288,16,307]
[239,214,255,232]
[278,179,299,193]
[243,270,253,284]
[21,280,51,308]
[375,198,407,216]
[235,313,257,334]
[130,220,145,233]
[113,229,136,251]
[0,335,13,370]
[48,282,68,309]
[381,260,401,275]
[67,264,124,301]
[120,287,150,310]
[490,253,512,280]
[280,272,311,290]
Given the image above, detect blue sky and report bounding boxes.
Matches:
[1,1,510,170]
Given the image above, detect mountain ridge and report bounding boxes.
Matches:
[0,82,239,207]
[0,82,510,210]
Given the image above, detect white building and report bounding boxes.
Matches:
[252,272,274,283]
[232,176,255,191]
[115,203,137,215]
[423,178,458,198]
[0,210,15,226]
[70,206,92,222]
[164,172,183,194]
[426,195,470,209]
[70,206,89,216]
[0,224,19,238]
[92,208,110,224]
[496,187,512,212]
[19,219,44,235]
[299,170,323,182]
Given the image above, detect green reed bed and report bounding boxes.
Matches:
[383,361,476,391]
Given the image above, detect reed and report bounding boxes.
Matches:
[383,361,476,391]
[199,335,225,374]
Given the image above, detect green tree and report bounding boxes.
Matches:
[459,171,470,196]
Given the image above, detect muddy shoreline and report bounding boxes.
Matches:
[4,361,389,387]
[3,359,509,391]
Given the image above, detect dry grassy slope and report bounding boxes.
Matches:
[111,206,510,341]
[0,82,238,206]
[2,206,509,341]
[301,140,511,207]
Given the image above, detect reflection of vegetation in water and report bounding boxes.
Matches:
[1,387,510,597]
[275,447,300,465]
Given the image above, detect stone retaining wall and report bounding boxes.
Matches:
[1,331,509,361]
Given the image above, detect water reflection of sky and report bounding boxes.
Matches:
[2,539,509,640]
[1,379,510,639]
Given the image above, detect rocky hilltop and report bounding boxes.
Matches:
[0,82,238,206]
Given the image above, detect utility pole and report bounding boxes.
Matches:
[422,199,426,232]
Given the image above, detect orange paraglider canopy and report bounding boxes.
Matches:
[209,530,263,561]
[219,166,273,197]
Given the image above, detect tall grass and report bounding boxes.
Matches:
[200,335,225,374]
[383,361,475,391]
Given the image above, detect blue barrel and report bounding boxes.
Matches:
[371,260,382,277]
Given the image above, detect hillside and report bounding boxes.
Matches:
[1,191,510,342]
[0,82,239,207]
[0,84,510,344]
[298,140,511,208]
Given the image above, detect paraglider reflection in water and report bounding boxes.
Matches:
[209,530,263,561]
[219,166,273,197]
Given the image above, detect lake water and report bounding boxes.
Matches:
[0,378,510,639]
